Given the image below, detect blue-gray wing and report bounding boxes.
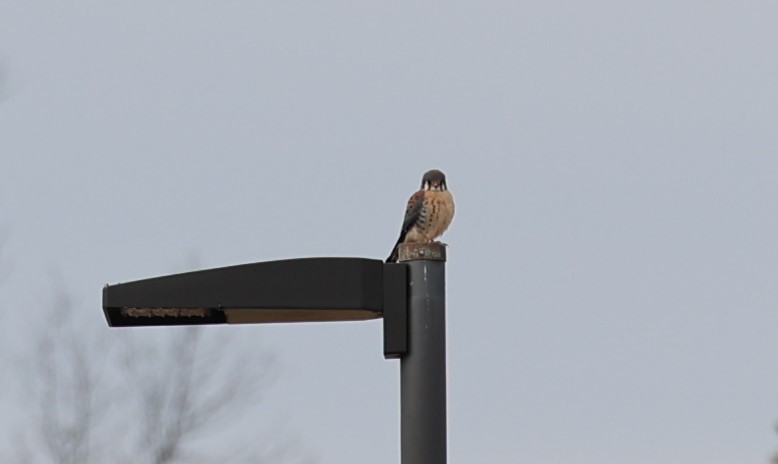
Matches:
[386,191,425,263]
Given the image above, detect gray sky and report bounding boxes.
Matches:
[2,1,778,462]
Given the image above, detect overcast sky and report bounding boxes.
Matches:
[2,1,778,463]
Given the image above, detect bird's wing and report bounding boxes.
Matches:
[386,190,425,263]
[400,190,425,235]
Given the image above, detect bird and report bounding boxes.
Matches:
[386,169,455,263]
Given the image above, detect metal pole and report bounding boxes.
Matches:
[399,242,447,464]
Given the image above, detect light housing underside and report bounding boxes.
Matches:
[116,307,381,325]
[223,308,381,323]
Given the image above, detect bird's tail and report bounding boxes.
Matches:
[386,242,400,263]
[386,248,398,263]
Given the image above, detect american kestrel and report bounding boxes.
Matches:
[386,169,455,263]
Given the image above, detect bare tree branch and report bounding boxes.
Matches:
[772,423,778,464]
[15,264,294,464]
[21,288,111,464]
[121,326,275,464]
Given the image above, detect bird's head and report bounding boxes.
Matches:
[421,169,448,191]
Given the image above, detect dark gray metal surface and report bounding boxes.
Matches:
[383,263,408,358]
[102,258,402,327]
[399,243,447,464]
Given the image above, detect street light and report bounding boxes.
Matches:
[102,242,447,463]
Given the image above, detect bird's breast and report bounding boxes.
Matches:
[422,190,455,240]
